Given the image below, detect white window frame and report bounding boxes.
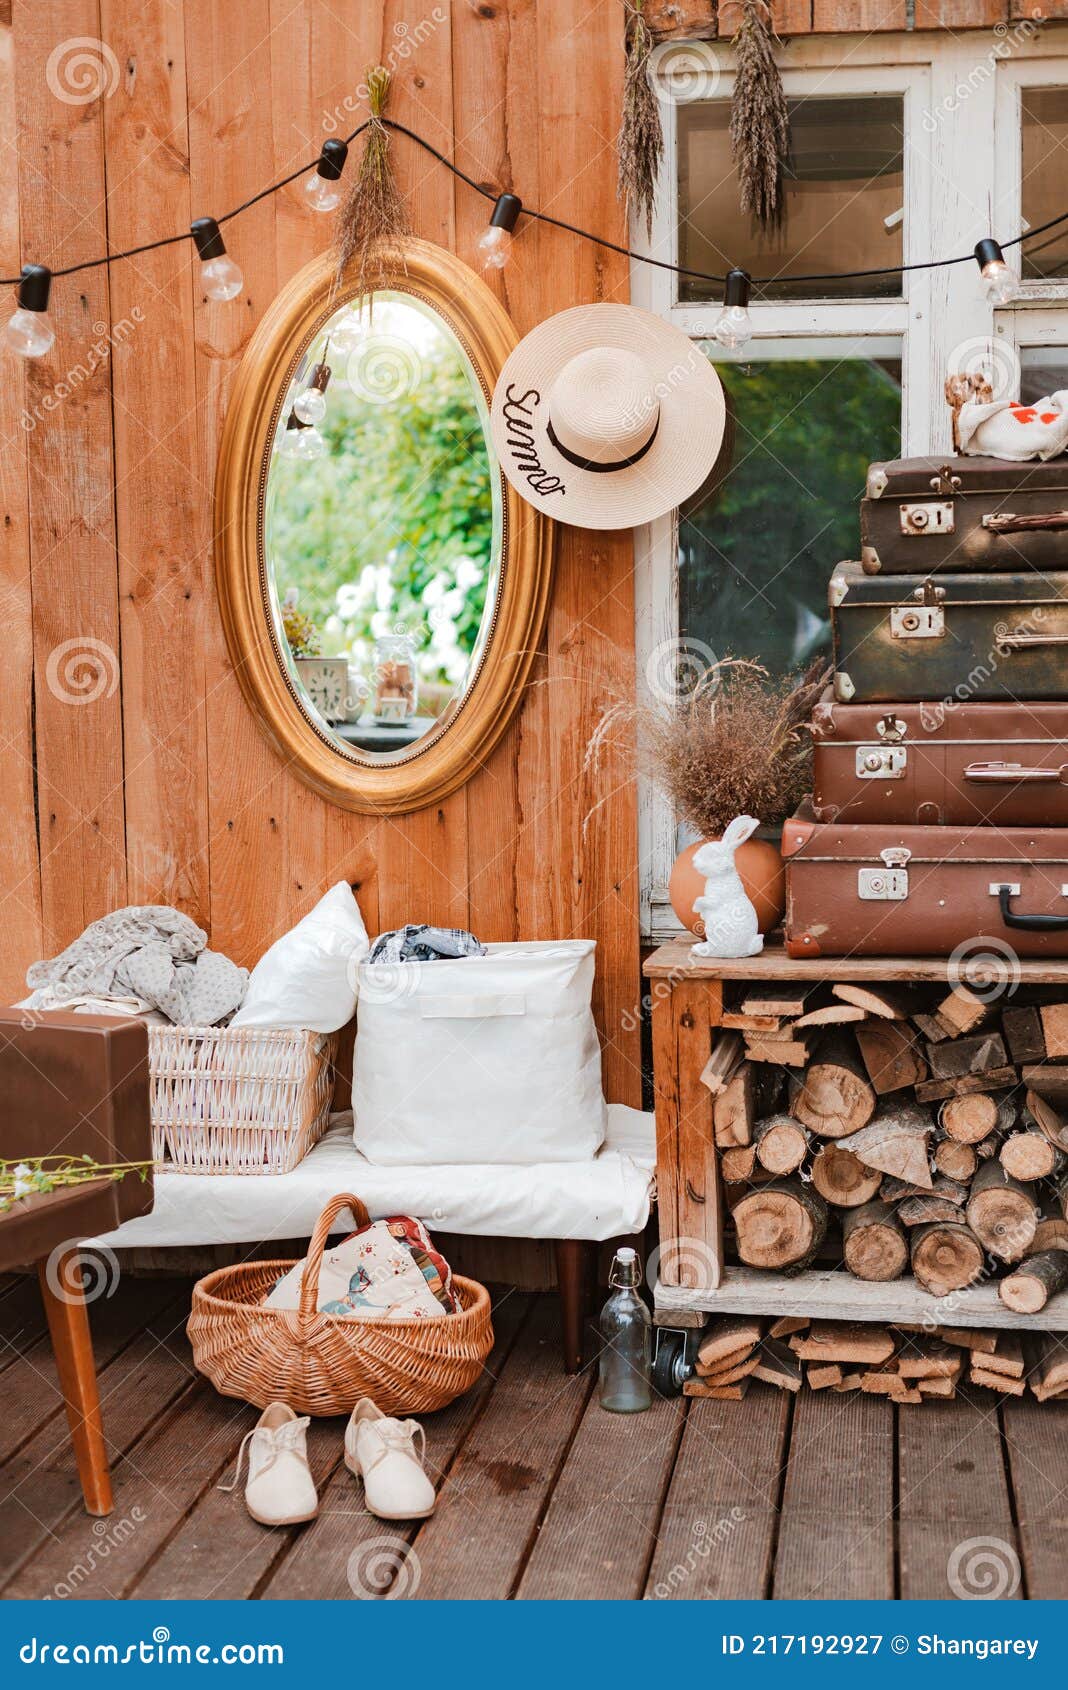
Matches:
[634,26,1068,940]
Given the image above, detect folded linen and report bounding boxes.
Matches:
[367,924,486,965]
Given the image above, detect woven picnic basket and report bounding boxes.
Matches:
[187,1193,494,1416]
[147,1025,336,1175]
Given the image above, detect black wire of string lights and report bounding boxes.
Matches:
[4,114,1062,360]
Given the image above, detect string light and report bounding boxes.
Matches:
[4,115,1067,369]
[190,217,244,302]
[293,359,331,425]
[974,237,1019,307]
[305,140,348,213]
[5,264,54,358]
[713,268,753,352]
[477,193,522,271]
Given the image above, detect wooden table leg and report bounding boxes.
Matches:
[37,1250,113,1517]
[555,1239,591,1374]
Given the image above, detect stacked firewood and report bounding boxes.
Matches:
[682,1316,1068,1403]
[704,980,1068,1305]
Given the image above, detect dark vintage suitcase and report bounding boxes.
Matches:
[861,456,1068,574]
[782,801,1068,958]
[830,561,1068,703]
[810,689,1068,826]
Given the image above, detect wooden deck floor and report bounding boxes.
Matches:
[1,1275,1065,1601]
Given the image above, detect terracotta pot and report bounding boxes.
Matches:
[669,836,786,937]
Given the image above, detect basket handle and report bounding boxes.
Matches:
[298,1192,372,1322]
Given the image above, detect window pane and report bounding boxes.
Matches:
[1020,344,1068,401]
[679,353,902,690]
[1022,89,1068,280]
[678,97,904,303]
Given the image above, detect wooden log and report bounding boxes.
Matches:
[696,1316,763,1368]
[896,1342,962,1381]
[935,984,991,1036]
[910,1222,985,1297]
[721,1011,782,1032]
[924,1029,1008,1080]
[999,1250,1068,1315]
[793,1320,895,1366]
[854,1018,927,1095]
[740,986,812,1019]
[882,1174,967,1208]
[731,1180,828,1272]
[966,1161,1038,1263]
[935,1325,997,1355]
[810,1142,883,1208]
[793,1003,867,1030]
[695,1343,753,1378]
[913,1011,953,1043]
[694,1354,760,1388]
[807,1363,843,1390]
[970,1367,1026,1396]
[897,1193,969,1227]
[976,1133,1001,1159]
[699,1030,745,1097]
[1025,1088,1068,1154]
[1034,1211,1068,1253]
[917,1375,956,1398]
[683,1376,750,1400]
[862,1370,910,1397]
[790,1032,876,1140]
[836,1101,933,1187]
[932,1136,977,1182]
[1022,1063,1068,1107]
[833,1371,865,1393]
[1000,1123,1063,1182]
[744,1037,809,1067]
[1028,1332,1068,1399]
[768,1315,808,1339]
[975,1336,1024,1380]
[938,1090,1007,1144]
[753,1113,808,1176]
[713,1062,756,1149]
[1039,1003,1068,1060]
[1003,1004,1046,1066]
[915,1067,1017,1104]
[720,1144,757,1183]
[753,1338,802,1393]
[841,1201,908,1282]
[831,983,915,1020]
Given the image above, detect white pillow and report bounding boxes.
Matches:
[232,882,369,1033]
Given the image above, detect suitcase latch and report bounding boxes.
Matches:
[856,744,907,779]
[858,847,911,901]
[890,582,946,640]
[930,466,963,497]
[877,713,907,742]
[899,499,954,536]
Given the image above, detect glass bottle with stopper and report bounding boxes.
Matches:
[599,1246,652,1413]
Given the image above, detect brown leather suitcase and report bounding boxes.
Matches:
[810,690,1068,826]
[830,561,1068,703]
[782,801,1068,958]
[861,456,1068,574]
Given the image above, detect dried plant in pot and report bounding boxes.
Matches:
[588,658,828,936]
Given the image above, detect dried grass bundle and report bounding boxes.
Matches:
[334,66,411,298]
[617,0,664,239]
[730,1,790,231]
[586,658,828,840]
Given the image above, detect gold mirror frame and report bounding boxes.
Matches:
[214,239,552,815]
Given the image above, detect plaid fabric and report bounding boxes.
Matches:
[367,924,486,965]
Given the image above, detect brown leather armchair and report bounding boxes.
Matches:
[0,1011,154,1514]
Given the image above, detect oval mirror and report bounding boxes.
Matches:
[215,241,551,813]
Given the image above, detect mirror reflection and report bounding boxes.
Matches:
[264,292,501,758]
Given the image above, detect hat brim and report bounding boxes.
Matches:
[490,304,727,530]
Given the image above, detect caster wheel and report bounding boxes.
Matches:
[653,1331,692,1397]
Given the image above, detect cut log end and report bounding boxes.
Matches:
[732,1181,828,1272]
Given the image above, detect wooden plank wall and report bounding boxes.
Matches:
[0,1,642,1110]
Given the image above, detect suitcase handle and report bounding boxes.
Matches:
[995,631,1068,651]
[997,885,1068,931]
[965,760,1068,785]
[983,510,1068,534]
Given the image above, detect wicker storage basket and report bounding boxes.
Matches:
[188,1194,494,1416]
[148,1025,336,1175]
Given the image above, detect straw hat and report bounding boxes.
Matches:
[489,303,726,530]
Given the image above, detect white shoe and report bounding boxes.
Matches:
[220,1402,318,1527]
[344,1398,436,1521]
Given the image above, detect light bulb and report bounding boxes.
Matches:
[293,386,327,425]
[190,216,243,302]
[6,265,54,359]
[477,225,511,271]
[712,305,752,352]
[294,425,326,460]
[304,173,342,213]
[974,238,1019,307]
[478,193,521,272]
[276,423,306,458]
[328,313,363,357]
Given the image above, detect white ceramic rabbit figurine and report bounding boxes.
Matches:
[691,815,764,958]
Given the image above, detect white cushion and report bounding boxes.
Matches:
[352,940,607,1164]
[88,1107,655,1248]
[232,882,369,1034]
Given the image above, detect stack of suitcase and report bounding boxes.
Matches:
[783,455,1068,958]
